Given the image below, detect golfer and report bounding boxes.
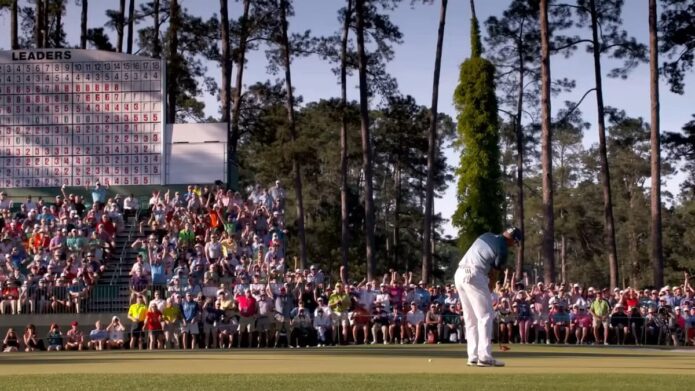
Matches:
[454,227,522,367]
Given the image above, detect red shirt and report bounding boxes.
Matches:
[145,309,163,331]
[99,221,116,238]
[236,295,257,317]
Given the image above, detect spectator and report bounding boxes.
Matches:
[123,194,140,219]
[550,303,571,344]
[235,289,257,348]
[90,181,109,209]
[88,321,108,351]
[406,301,425,344]
[180,292,200,350]
[46,323,63,351]
[22,324,44,352]
[128,295,147,350]
[162,298,181,349]
[610,304,630,345]
[65,321,84,351]
[328,282,351,344]
[425,303,443,344]
[290,305,312,348]
[202,297,222,349]
[371,302,390,344]
[2,328,19,352]
[106,316,125,349]
[144,301,164,350]
[313,306,333,347]
[590,290,610,345]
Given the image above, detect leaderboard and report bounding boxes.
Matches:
[0,49,165,188]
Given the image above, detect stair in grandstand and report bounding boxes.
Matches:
[85,215,141,313]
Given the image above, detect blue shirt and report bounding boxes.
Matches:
[458,232,508,274]
[181,300,199,322]
[151,263,166,285]
[89,329,107,341]
[91,187,106,203]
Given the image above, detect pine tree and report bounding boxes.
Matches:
[422,0,447,284]
[452,1,504,251]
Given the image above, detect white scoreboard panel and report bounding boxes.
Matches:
[0,50,165,188]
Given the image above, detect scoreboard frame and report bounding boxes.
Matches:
[0,49,166,189]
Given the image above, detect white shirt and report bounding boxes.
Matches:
[375,292,391,312]
[313,312,332,328]
[151,298,165,312]
[124,197,139,210]
[406,310,424,325]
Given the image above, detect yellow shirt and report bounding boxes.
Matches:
[328,292,351,313]
[128,303,147,322]
[162,306,181,323]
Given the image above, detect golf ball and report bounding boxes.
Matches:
[428,359,432,362]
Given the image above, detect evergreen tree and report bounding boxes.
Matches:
[452,1,504,251]
[422,0,448,284]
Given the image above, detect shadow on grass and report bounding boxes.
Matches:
[0,346,672,365]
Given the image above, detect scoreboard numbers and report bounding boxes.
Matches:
[0,50,165,188]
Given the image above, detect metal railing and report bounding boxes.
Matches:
[0,285,120,315]
[110,206,142,287]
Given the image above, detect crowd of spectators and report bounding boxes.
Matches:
[0,182,121,316]
[2,181,695,352]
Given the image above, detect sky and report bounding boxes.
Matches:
[0,0,691,237]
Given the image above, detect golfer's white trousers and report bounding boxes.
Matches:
[454,267,494,363]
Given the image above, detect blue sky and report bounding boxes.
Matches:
[0,0,691,237]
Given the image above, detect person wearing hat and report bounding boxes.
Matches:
[328,282,352,344]
[453,227,522,367]
[65,321,84,351]
[370,302,390,344]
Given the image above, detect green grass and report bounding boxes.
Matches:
[0,344,692,390]
[0,374,685,391]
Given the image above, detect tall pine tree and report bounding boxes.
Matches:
[452,0,503,251]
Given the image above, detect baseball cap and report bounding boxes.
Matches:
[70,321,78,327]
[504,227,523,243]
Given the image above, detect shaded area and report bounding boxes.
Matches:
[0,373,690,391]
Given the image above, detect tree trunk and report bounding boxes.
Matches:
[117,0,125,53]
[42,0,48,48]
[422,0,447,284]
[54,0,64,48]
[355,0,376,281]
[649,0,663,287]
[166,0,180,124]
[220,0,233,187]
[127,0,135,54]
[230,0,251,178]
[11,0,18,50]
[339,0,353,278]
[393,161,401,270]
[514,18,526,278]
[279,0,308,269]
[152,0,162,58]
[589,0,619,290]
[80,0,88,49]
[560,235,566,283]
[628,187,641,288]
[36,0,43,48]
[539,0,555,284]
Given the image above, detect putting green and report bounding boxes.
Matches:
[0,344,693,375]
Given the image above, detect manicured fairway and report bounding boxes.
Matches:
[0,344,692,390]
